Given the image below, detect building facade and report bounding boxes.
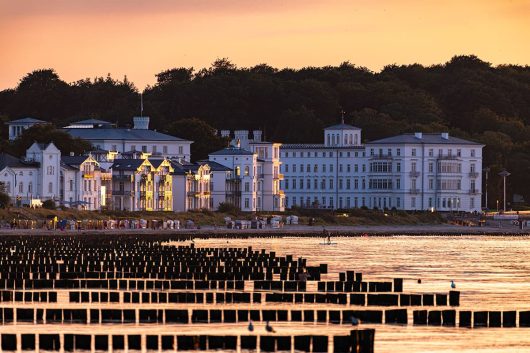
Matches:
[64,117,192,161]
[281,124,484,212]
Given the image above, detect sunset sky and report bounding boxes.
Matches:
[0,0,528,90]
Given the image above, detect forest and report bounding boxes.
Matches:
[0,55,528,208]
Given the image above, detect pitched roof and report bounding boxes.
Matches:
[61,155,90,167]
[198,160,232,172]
[6,117,46,125]
[209,145,254,156]
[110,159,145,171]
[71,119,112,125]
[367,133,484,146]
[0,153,39,169]
[64,128,190,142]
[324,123,361,130]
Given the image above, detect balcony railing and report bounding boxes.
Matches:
[112,190,132,196]
[369,154,393,160]
[82,173,94,179]
[469,189,480,195]
[409,188,420,194]
[469,172,479,178]
[113,175,131,182]
[437,155,460,160]
[409,171,420,177]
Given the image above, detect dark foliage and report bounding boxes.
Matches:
[0,56,529,206]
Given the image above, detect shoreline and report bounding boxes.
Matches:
[0,224,528,237]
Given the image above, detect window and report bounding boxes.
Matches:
[428,149,433,157]
[244,166,249,176]
[306,164,310,172]
[163,146,168,154]
[396,179,400,189]
[329,179,334,189]
[18,182,23,193]
[314,179,318,189]
[338,179,343,190]
[320,179,325,189]
[322,164,326,173]
[429,179,433,190]
[347,164,351,172]
[354,179,358,189]
[411,197,416,208]
[411,162,417,172]
[300,179,304,189]
[397,148,401,156]
[284,164,289,173]
[354,164,358,173]
[142,145,147,152]
[457,149,461,157]
[293,165,297,173]
[306,179,311,190]
[346,179,351,190]
[178,146,183,154]
[471,149,475,157]
[314,164,318,173]
[470,197,475,209]
[244,198,249,208]
[28,182,32,193]
[48,182,53,194]
[152,146,157,154]
[412,148,416,157]
[292,179,296,189]
[470,163,476,173]
[330,164,334,172]
[429,163,433,173]
[244,182,250,192]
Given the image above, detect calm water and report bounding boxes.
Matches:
[193,236,530,353]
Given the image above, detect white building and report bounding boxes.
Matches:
[365,132,483,212]
[0,142,61,205]
[209,130,285,212]
[64,117,193,161]
[170,160,212,212]
[281,123,366,209]
[5,117,48,141]
[281,123,484,212]
[60,154,104,210]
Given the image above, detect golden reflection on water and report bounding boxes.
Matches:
[193,236,530,352]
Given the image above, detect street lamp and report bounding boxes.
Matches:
[498,169,511,213]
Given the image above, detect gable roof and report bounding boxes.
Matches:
[64,127,190,142]
[367,133,483,146]
[6,117,46,125]
[198,160,232,172]
[0,153,39,170]
[110,159,146,171]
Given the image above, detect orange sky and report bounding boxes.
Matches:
[0,0,528,90]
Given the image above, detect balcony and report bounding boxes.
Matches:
[112,190,132,196]
[409,188,420,194]
[274,173,284,180]
[113,175,131,182]
[469,172,479,178]
[409,171,420,177]
[258,173,265,179]
[369,154,393,160]
[275,190,285,196]
[437,154,460,160]
[469,189,480,195]
[82,173,94,179]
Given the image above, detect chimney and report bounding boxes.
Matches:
[253,130,263,142]
[441,132,449,140]
[414,132,423,139]
[133,116,150,130]
[234,130,249,148]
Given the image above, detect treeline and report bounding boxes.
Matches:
[0,55,529,207]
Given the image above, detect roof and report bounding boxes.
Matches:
[198,160,232,172]
[209,145,254,156]
[169,160,201,175]
[0,153,39,170]
[71,119,112,125]
[6,117,46,125]
[324,123,361,130]
[110,159,145,171]
[366,133,484,146]
[64,128,190,142]
[281,144,364,150]
[61,155,90,167]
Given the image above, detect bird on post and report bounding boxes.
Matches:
[265,321,275,333]
[248,320,254,332]
[451,280,456,289]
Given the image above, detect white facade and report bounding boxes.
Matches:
[5,117,47,141]
[281,125,484,212]
[64,117,193,161]
[209,130,285,212]
[0,142,61,205]
[61,155,104,210]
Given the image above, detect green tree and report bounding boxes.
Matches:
[8,124,93,157]
[166,118,228,161]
